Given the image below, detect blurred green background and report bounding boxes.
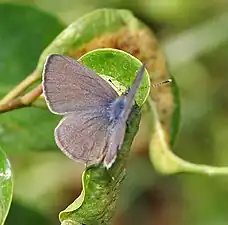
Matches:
[1,1,228,225]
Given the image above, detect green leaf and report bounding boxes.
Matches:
[145,10,228,176]
[0,4,64,85]
[148,64,228,176]
[79,48,150,107]
[0,108,61,153]
[0,4,64,153]
[0,148,13,225]
[5,201,51,225]
[149,97,228,175]
[59,49,150,225]
[170,76,181,147]
[35,8,157,73]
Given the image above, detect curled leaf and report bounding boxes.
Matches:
[149,98,228,175]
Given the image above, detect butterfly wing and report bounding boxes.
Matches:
[55,109,111,166]
[103,120,126,168]
[121,64,145,121]
[103,65,146,168]
[42,54,118,115]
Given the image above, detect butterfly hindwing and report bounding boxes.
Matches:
[55,110,111,166]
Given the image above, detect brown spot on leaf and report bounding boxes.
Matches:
[69,27,174,144]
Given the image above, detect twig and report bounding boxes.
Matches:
[0,84,43,114]
[0,70,40,105]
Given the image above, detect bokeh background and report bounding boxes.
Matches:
[1,1,228,225]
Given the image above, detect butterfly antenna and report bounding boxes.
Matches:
[151,78,172,88]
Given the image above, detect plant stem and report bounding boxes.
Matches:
[0,84,43,114]
[0,70,40,105]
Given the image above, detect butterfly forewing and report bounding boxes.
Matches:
[42,54,118,115]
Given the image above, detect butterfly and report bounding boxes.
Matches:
[42,54,146,169]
